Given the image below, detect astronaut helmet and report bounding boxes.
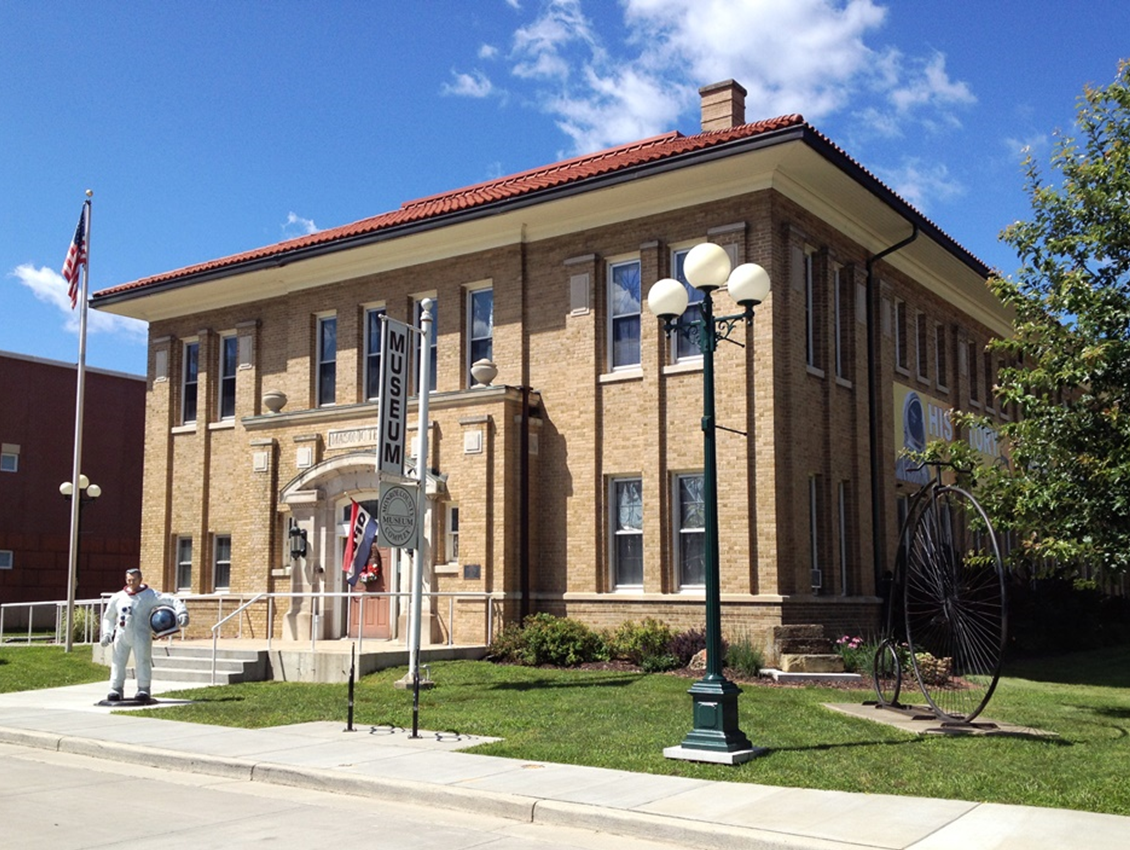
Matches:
[150,606,180,638]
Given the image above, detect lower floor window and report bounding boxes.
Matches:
[676,474,705,587]
[612,478,643,587]
[214,535,231,591]
[176,537,193,590]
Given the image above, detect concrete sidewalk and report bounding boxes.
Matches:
[0,681,1125,850]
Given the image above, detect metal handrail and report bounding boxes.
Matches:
[211,593,266,684]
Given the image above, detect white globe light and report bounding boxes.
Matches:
[86,484,102,499]
[728,263,771,305]
[684,242,731,292]
[60,482,74,496]
[77,473,89,490]
[647,277,690,320]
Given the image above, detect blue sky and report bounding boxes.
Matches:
[4,0,1129,376]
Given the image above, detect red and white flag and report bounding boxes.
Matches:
[342,500,378,588]
[61,202,90,309]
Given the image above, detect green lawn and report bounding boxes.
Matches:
[2,643,1128,815]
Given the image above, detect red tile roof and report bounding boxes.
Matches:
[94,113,984,300]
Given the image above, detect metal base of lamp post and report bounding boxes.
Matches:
[663,678,766,765]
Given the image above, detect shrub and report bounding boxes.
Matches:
[640,653,680,673]
[725,633,764,679]
[606,618,674,667]
[70,607,101,644]
[668,628,708,666]
[487,614,606,667]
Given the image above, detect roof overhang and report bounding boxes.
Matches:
[92,126,1008,335]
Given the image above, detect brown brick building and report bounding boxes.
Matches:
[0,351,145,618]
[91,82,1011,649]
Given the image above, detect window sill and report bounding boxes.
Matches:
[610,585,644,594]
[895,365,911,378]
[435,563,460,576]
[806,365,825,379]
[662,360,703,376]
[599,368,643,385]
[208,420,236,431]
[835,376,853,390]
[171,423,197,435]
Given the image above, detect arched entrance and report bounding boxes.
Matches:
[278,451,446,642]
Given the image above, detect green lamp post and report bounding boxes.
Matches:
[647,242,770,764]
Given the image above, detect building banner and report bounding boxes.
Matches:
[377,318,411,477]
[892,383,1005,485]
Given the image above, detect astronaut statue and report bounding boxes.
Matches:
[100,568,188,703]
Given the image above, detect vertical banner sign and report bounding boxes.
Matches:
[377,318,410,477]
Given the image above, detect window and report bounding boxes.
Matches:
[983,351,995,412]
[446,504,460,563]
[365,307,386,400]
[182,341,199,424]
[675,474,705,587]
[935,323,948,390]
[838,481,850,596]
[833,264,851,379]
[213,535,231,591]
[0,550,12,570]
[218,335,237,419]
[968,340,980,403]
[0,452,17,473]
[916,312,929,381]
[317,315,337,407]
[468,287,493,385]
[672,248,705,361]
[894,300,908,371]
[809,476,822,592]
[608,260,641,369]
[176,537,193,591]
[804,248,817,368]
[611,478,643,588]
[414,298,438,393]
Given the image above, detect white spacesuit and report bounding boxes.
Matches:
[100,568,188,701]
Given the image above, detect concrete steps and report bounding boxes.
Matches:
[93,643,270,685]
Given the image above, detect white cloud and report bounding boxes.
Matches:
[283,212,319,237]
[482,0,977,155]
[10,264,148,341]
[877,159,964,211]
[442,70,495,98]
[479,43,500,60]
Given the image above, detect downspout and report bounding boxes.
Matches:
[866,225,918,595]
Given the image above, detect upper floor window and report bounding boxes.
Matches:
[916,312,929,381]
[804,248,817,368]
[414,298,438,393]
[213,535,231,591]
[675,474,705,588]
[0,550,12,569]
[0,451,17,473]
[983,351,995,412]
[894,299,908,371]
[611,477,643,588]
[446,504,460,564]
[935,323,949,390]
[608,259,641,370]
[317,315,337,407]
[365,307,386,401]
[968,339,980,404]
[468,287,493,386]
[182,341,199,424]
[176,537,193,591]
[218,334,237,419]
[672,248,704,362]
[834,264,852,380]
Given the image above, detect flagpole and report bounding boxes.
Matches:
[64,191,92,653]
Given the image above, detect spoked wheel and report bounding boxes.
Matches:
[872,638,903,708]
[903,484,1007,722]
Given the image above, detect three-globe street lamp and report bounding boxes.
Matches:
[647,242,770,764]
[60,474,101,650]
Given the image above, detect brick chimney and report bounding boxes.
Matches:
[699,80,747,132]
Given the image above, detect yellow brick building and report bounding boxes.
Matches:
[92,82,1011,649]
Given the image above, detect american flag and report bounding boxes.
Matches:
[61,203,89,309]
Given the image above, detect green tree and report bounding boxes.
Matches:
[973,60,1130,578]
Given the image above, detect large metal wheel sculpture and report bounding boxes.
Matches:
[900,480,1007,722]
